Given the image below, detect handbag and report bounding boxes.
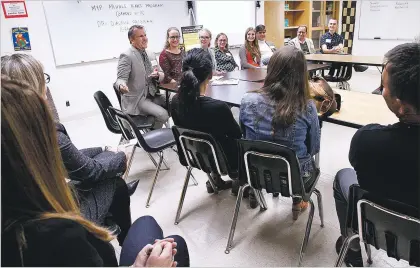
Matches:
[309,76,341,117]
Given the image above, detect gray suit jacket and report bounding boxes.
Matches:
[115,45,163,115]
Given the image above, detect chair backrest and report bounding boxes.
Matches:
[328,63,353,80]
[109,107,152,151]
[113,83,122,107]
[172,126,230,176]
[238,139,308,198]
[93,91,121,134]
[346,185,420,266]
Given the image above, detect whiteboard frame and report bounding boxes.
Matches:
[357,1,414,41]
[42,1,191,67]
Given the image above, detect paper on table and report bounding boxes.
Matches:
[210,76,223,81]
[211,79,239,85]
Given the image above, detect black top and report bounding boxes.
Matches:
[170,94,242,168]
[349,122,420,208]
[320,32,344,51]
[1,218,118,266]
[299,41,310,54]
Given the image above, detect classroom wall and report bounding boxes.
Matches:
[0,1,263,122]
[1,1,121,122]
[351,0,411,57]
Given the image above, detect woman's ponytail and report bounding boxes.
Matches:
[177,48,213,116]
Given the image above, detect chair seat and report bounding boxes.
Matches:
[142,128,176,152]
[131,115,155,129]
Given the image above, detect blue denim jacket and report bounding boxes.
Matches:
[239,92,320,175]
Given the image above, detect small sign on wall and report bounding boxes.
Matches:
[12,27,31,51]
[2,1,28,19]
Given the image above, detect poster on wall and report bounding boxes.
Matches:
[2,0,28,19]
[12,27,31,51]
[181,25,203,51]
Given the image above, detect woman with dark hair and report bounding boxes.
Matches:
[240,46,320,220]
[214,33,238,73]
[1,75,190,267]
[159,27,185,84]
[171,48,242,193]
[239,27,261,69]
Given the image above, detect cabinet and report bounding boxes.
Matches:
[265,0,341,49]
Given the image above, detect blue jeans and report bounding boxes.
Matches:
[119,216,190,267]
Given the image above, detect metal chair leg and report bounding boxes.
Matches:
[206,173,219,194]
[334,234,359,267]
[145,152,164,208]
[365,242,373,265]
[298,198,316,267]
[313,189,324,227]
[190,172,198,186]
[147,152,169,171]
[123,145,137,181]
[225,184,249,254]
[174,167,192,225]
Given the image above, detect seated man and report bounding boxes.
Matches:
[115,25,169,129]
[255,24,275,65]
[320,19,344,54]
[288,25,316,54]
[333,42,420,266]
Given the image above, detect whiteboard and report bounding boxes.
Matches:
[43,1,190,66]
[195,1,256,47]
[358,0,420,40]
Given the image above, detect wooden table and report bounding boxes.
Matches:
[224,63,330,82]
[305,54,383,66]
[324,89,397,128]
[159,70,396,129]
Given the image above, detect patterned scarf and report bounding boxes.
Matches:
[140,49,157,97]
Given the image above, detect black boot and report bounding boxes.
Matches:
[335,236,363,267]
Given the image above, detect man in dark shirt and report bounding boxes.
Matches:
[320,19,344,54]
[333,42,420,266]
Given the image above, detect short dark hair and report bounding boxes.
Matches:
[298,25,308,33]
[255,24,266,33]
[128,25,144,41]
[384,42,420,112]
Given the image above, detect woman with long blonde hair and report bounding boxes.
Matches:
[1,75,189,266]
[239,27,261,69]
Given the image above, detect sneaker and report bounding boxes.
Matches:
[249,191,258,209]
[335,236,363,267]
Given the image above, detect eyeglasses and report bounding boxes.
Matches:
[169,36,180,40]
[298,31,307,34]
[44,73,50,84]
[218,39,227,43]
[200,36,210,40]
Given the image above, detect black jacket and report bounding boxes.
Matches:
[2,218,118,266]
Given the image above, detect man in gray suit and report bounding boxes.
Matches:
[115,25,169,128]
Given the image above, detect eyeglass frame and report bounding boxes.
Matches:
[44,73,50,84]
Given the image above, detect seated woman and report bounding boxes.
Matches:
[1,53,134,246]
[198,28,222,75]
[1,76,190,267]
[214,33,238,73]
[171,48,242,193]
[159,27,185,84]
[1,54,60,121]
[240,46,320,220]
[239,27,261,69]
